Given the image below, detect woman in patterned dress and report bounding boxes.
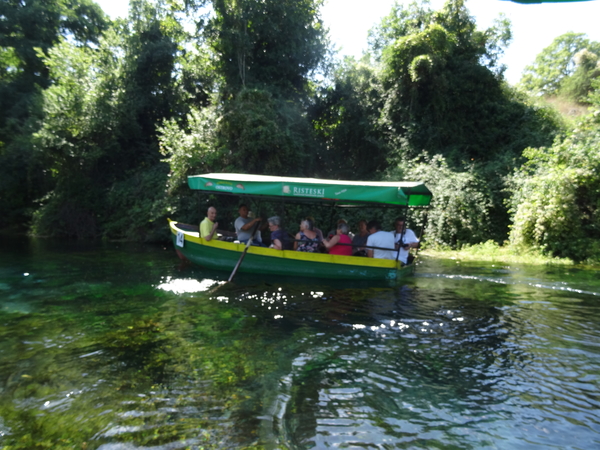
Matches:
[294,219,321,252]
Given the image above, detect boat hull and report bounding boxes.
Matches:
[169,221,414,281]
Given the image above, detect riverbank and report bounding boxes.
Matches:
[420,240,576,266]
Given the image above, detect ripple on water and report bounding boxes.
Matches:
[253,279,600,449]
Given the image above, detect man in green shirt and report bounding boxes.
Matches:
[200,206,219,241]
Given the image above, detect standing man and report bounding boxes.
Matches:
[235,204,263,244]
[200,206,219,241]
[366,220,396,259]
[393,218,419,265]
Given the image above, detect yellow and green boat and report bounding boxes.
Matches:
[169,173,432,281]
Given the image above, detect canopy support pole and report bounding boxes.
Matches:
[396,189,411,262]
[328,204,338,238]
[415,209,428,259]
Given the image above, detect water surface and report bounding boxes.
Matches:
[1,236,599,449]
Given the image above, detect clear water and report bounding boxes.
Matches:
[1,236,599,449]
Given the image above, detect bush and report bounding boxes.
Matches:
[102,164,170,242]
[509,124,600,262]
[388,154,493,248]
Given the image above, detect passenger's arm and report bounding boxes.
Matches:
[323,234,340,250]
[408,239,420,249]
[241,218,261,231]
[205,222,218,241]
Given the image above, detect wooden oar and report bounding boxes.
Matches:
[228,221,261,283]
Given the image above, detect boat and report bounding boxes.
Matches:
[169,173,432,281]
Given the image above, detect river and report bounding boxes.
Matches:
[1,236,599,449]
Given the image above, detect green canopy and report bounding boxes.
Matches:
[188,173,432,207]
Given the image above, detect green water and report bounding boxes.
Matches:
[1,236,599,449]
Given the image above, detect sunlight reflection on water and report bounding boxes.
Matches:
[156,277,223,294]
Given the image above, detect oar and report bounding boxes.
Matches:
[228,220,261,283]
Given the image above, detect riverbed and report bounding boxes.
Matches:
[1,236,599,449]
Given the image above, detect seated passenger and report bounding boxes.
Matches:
[235,204,264,245]
[268,216,290,250]
[322,222,353,256]
[294,219,321,252]
[327,219,351,240]
[351,219,369,255]
[366,220,396,259]
[200,206,219,241]
[306,216,324,241]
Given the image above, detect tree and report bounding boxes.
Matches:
[200,0,328,178]
[31,0,193,239]
[376,0,557,164]
[0,0,107,147]
[509,128,600,262]
[208,0,327,98]
[310,56,389,180]
[519,32,600,98]
[362,0,564,247]
[559,48,600,104]
[218,88,318,175]
[368,0,433,60]
[0,0,107,228]
[0,0,107,90]
[388,154,493,248]
[155,0,330,225]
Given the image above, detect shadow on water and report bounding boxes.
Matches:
[1,237,600,449]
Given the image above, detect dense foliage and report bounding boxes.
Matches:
[388,154,493,248]
[28,0,188,240]
[509,33,600,262]
[310,57,389,180]
[0,0,107,228]
[376,1,560,164]
[509,87,600,262]
[0,0,598,262]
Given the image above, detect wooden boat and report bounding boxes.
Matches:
[169,173,432,281]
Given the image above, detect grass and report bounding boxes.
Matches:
[420,240,575,266]
[542,95,589,121]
